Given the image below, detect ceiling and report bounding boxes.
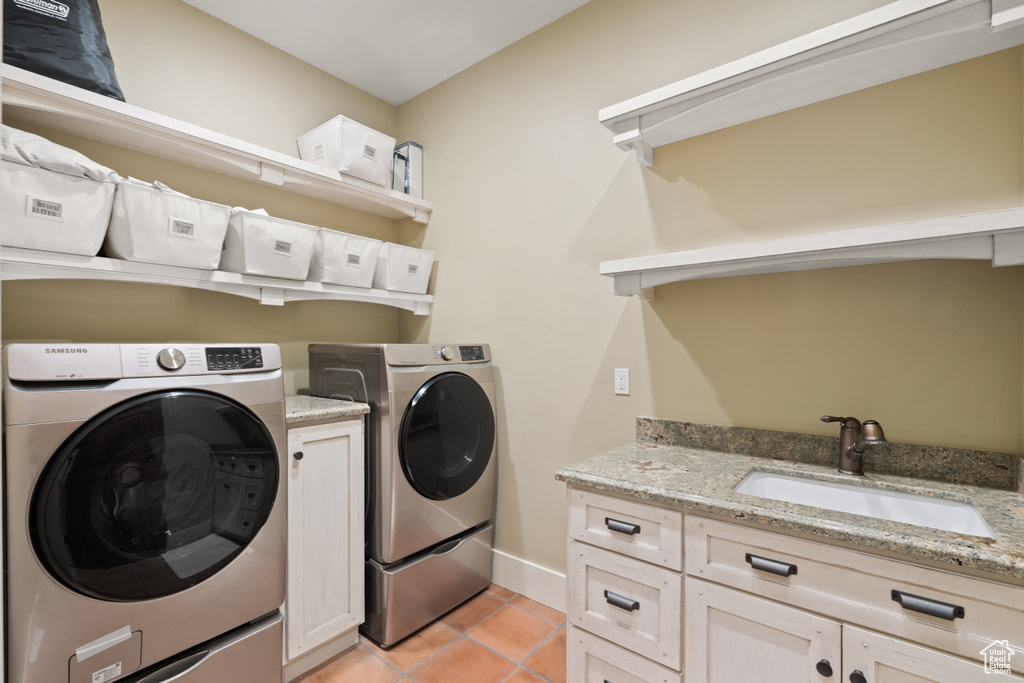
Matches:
[181,0,592,106]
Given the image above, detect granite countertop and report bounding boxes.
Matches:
[285,394,370,424]
[556,418,1024,582]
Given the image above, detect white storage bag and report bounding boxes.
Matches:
[0,125,120,256]
[220,209,318,280]
[297,116,396,186]
[371,242,434,294]
[308,228,382,288]
[0,161,116,256]
[105,179,230,270]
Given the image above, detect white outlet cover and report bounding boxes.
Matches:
[614,368,629,395]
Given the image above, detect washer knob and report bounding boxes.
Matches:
[156,348,186,372]
[439,346,456,361]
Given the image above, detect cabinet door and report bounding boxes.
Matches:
[843,626,1024,682]
[685,578,841,683]
[286,419,364,660]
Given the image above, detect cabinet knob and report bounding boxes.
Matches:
[815,659,833,677]
[850,671,867,683]
[293,451,304,460]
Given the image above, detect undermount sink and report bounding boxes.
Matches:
[733,471,994,538]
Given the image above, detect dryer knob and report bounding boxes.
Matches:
[440,346,456,361]
[156,348,187,372]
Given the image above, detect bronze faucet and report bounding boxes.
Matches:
[820,415,887,476]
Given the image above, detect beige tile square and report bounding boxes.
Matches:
[504,668,547,683]
[301,645,401,683]
[362,622,459,673]
[440,590,505,632]
[510,595,566,624]
[467,604,559,663]
[486,584,516,601]
[523,627,566,683]
[408,637,515,683]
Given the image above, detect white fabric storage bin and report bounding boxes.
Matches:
[308,228,382,288]
[220,211,318,280]
[372,243,434,294]
[0,160,115,256]
[105,181,230,269]
[297,116,396,186]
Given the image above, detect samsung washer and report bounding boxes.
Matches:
[3,343,287,683]
[309,343,497,646]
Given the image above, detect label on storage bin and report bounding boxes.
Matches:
[92,662,122,683]
[272,239,292,256]
[408,264,419,274]
[168,217,196,239]
[27,196,64,221]
[363,144,377,161]
[346,253,361,265]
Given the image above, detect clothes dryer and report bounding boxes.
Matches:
[3,343,287,683]
[309,343,496,646]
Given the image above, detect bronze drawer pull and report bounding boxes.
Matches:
[604,590,640,612]
[745,553,798,577]
[891,589,965,621]
[605,517,641,535]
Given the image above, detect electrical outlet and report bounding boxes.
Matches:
[614,368,629,395]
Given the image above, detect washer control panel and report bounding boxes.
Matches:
[458,345,486,361]
[205,347,264,371]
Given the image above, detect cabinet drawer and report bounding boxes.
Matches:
[685,517,1024,673]
[569,542,683,670]
[568,488,683,570]
[568,626,682,683]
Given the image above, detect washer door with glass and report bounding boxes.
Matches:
[398,372,496,501]
[30,389,279,602]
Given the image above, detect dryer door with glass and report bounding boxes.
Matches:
[398,372,495,501]
[31,389,279,601]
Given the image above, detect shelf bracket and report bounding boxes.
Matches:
[259,162,285,186]
[260,287,285,306]
[992,0,1024,31]
[611,118,654,167]
[993,231,1024,266]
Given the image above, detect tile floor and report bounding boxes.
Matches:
[297,585,566,683]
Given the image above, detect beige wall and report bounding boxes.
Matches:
[398,0,1024,571]
[3,0,1023,577]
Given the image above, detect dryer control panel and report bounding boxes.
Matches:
[383,343,491,366]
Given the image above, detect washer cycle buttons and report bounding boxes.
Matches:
[156,348,186,372]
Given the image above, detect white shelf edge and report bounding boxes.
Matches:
[599,208,1024,296]
[600,0,1024,165]
[0,248,434,315]
[0,65,433,224]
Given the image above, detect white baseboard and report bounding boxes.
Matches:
[491,548,566,613]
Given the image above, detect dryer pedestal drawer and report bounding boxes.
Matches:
[684,517,1024,672]
[364,525,493,648]
[568,541,683,670]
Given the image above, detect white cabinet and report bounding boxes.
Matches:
[684,579,1024,683]
[564,486,1024,683]
[566,489,684,680]
[285,418,364,661]
[684,579,841,683]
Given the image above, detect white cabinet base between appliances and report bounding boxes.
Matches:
[284,417,364,679]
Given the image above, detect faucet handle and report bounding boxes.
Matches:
[821,415,861,429]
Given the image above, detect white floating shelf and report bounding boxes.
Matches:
[1,248,433,315]
[600,208,1024,296]
[600,0,1024,165]
[1,65,432,223]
